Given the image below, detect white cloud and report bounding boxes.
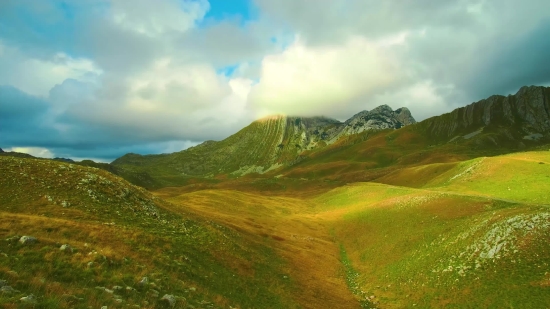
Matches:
[248,36,401,118]
[111,0,210,35]
[7,147,54,158]
[0,44,101,97]
[372,81,458,121]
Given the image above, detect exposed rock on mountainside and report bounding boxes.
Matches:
[112,105,414,181]
[342,105,416,136]
[421,86,550,142]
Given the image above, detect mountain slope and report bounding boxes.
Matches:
[112,105,414,187]
[0,157,311,308]
[110,86,550,190]
[313,150,550,308]
[418,85,550,143]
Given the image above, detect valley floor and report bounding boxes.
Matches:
[154,150,550,308]
[1,151,550,308]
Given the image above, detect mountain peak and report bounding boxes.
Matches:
[343,104,416,134]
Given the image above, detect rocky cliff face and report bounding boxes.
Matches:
[422,86,550,141]
[341,105,416,136]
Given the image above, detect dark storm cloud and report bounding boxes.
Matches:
[463,19,550,99]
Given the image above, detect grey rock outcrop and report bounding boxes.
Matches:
[342,105,416,135]
[19,236,37,245]
[423,85,550,140]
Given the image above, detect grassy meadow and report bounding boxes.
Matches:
[1,151,550,308]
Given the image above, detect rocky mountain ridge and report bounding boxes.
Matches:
[112,105,415,179]
[420,85,550,143]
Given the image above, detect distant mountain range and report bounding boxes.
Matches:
[3,85,549,188]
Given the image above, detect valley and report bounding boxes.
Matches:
[1,149,549,308]
[1,86,550,308]
[3,1,550,307]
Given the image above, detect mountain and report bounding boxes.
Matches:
[111,87,550,190]
[419,85,550,144]
[112,105,415,187]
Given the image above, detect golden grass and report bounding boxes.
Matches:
[158,189,361,309]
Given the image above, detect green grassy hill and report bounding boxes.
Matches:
[2,150,550,308]
[0,157,307,309]
[313,151,550,308]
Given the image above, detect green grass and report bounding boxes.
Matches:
[0,157,298,309]
[315,160,550,308]
[2,150,550,308]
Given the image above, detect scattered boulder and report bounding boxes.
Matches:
[87,261,95,268]
[60,244,73,253]
[1,285,19,294]
[160,294,177,307]
[137,276,149,288]
[20,294,37,304]
[19,236,37,245]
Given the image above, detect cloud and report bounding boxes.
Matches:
[462,18,550,98]
[0,42,101,96]
[5,147,55,158]
[111,0,210,35]
[248,36,402,118]
[1,0,550,161]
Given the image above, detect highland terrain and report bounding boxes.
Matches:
[1,86,550,308]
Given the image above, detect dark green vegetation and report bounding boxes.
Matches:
[1,85,550,308]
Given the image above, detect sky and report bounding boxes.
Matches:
[1,0,550,162]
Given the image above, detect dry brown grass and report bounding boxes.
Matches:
[159,189,361,309]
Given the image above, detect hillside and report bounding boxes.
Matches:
[0,157,327,308]
[312,150,550,307]
[110,105,415,188]
[153,150,550,308]
[2,149,550,308]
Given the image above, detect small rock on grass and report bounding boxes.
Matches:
[160,294,177,307]
[20,294,37,304]
[60,244,73,252]
[19,236,37,245]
